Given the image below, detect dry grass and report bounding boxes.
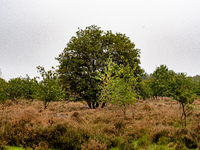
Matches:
[0,98,200,149]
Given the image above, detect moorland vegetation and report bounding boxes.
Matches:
[1,25,200,149]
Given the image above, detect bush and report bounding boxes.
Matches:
[2,113,90,150]
[0,141,7,150]
[81,139,107,150]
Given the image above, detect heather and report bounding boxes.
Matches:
[0,98,200,150]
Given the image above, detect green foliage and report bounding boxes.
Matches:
[132,134,150,148]
[96,57,138,117]
[6,75,36,101]
[56,25,142,108]
[0,78,8,102]
[7,77,24,100]
[145,65,196,127]
[191,74,200,82]
[170,73,195,103]
[191,75,200,97]
[139,79,153,100]
[169,73,196,127]
[5,146,30,150]
[193,81,200,97]
[151,65,176,99]
[20,75,36,100]
[36,66,65,109]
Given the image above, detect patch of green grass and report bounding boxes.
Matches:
[148,144,174,150]
[132,134,176,150]
[132,133,150,148]
[6,146,29,150]
[109,147,120,150]
[6,146,55,150]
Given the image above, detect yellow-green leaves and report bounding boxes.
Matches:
[97,56,139,117]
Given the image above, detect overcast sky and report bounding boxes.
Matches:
[1,0,200,81]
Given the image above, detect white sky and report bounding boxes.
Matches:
[1,0,200,81]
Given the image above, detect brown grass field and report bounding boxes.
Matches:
[0,98,200,150]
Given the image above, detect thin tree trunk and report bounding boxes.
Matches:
[92,101,95,109]
[123,106,126,118]
[96,102,99,108]
[101,102,105,108]
[181,103,187,127]
[44,101,50,109]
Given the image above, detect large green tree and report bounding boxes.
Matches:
[56,25,142,108]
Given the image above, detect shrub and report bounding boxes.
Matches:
[0,141,7,150]
[81,139,107,150]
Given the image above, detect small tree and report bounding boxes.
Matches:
[170,73,196,127]
[96,57,139,118]
[36,66,65,109]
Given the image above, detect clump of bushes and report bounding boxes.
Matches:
[3,121,90,149]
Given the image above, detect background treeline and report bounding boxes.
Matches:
[1,64,200,106]
[0,66,65,109]
[140,64,200,100]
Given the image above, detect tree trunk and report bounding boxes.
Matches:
[92,102,95,109]
[123,106,126,118]
[44,99,50,109]
[87,101,101,109]
[87,101,92,109]
[181,103,187,127]
[96,102,99,108]
[101,103,105,108]
[44,101,48,109]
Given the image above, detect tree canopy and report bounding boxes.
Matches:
[56,25,142,108]
[36,66,65,109]
[0,78,8,102]
[169,73,196,127]
[150,65,176,99]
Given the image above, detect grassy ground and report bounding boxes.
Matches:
[0,98,200,150]
[6,146,24,150]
